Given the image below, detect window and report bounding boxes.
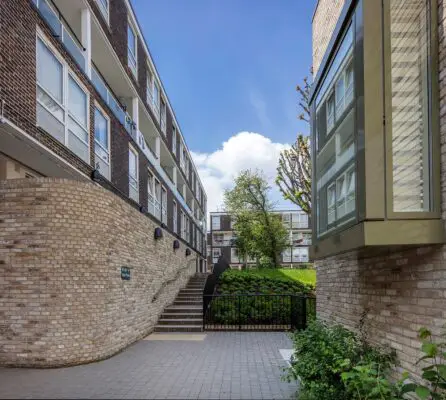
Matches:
[180,141,186,171]
[161,186,167,224]
[211,216,220,230]
[127,22,137,77]
[282,248,292,263]
[172,125,177,156]
[154,179,161,220]
[291,213,308,229]
[147,170,155,215]
[282,213,291,228]
[160,100,166,134]
[146,70,153,105]
[180,211,186,239]
[213,233,224,245]
[173,201,177,233]
[207,246,211,257]
[94,107,110,180]
[185,216,190,243]
[212,248,221,263]
[292,247,309,263]
[153,82,160,115]
[95,0,109,23]
[128,146,139,202]
[231,248,241,264]
[326,93,335,133]
[36,35,89,163]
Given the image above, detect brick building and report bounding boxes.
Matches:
[0,0,207,366]
[207,210,311,269]
[311,0,446,376]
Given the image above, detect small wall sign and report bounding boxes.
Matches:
[121,267,131,280]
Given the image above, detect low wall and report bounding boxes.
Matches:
[316,246,446,377]
[0,178,197,367]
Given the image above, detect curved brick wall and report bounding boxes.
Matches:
[0,178,197,367]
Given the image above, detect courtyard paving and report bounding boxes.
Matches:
[0,332,298,399]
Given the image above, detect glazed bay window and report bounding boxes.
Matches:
[36,35,89,163]
[94,107,110,180]
[128,146,139,203]
[127,22,137,78]
[310,0,442,259]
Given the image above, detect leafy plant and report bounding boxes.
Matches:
[401,327,446,400]
[285,321,398,400]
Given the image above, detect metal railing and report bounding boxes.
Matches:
[203,294,315,331]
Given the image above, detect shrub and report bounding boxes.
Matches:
[285,321,398,400]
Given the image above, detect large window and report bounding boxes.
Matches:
[94,107,110,180]
[36,35,89,163]
[212,248,221,264]
[154,178,161,220]
[128,146,139,202]
[173,201,178,233]
[160,100,166,134]
[95,0,109,23]
[314,22,356,238]
[127,22,137,77]
[211,215,220,230]
[147,170,155,215]
[161,186,167,224]
[172,125,177,156]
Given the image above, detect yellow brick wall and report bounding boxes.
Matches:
[0,178,197,367]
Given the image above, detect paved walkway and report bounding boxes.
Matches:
[0,332,298,399]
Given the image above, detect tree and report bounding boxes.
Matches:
[224,170,289,268]
[276,74,312,215]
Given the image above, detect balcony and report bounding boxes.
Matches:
[33,0,85,72]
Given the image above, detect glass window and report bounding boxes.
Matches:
[173,201,178,233]
[390,0,431,212]
[129,146,139,202]
[147,171,155,215]
[127,23,137,77]
[160,100,166,133]
[96,0,109,22]
[68,76,87,128]
[153,82,160,110]
[161,186,167,224]
[211,216,220,230]
[94,107,110,180]
[212,248,221,263]
[154,179,161,220]
[37,38,63,103]
[172,125,177,155]
[315,19,357,237]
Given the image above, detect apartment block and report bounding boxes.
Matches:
[311,0,446,376]
[0,0,207,366]
[208,210,311,269]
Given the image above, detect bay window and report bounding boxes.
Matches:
[94,107,110,180]
[128,145,139,202]
[310,0,442,259]
[36,35,89,163]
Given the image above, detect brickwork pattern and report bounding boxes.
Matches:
[0,178,197,367]
[312,0,346,75]
[313,0,446,380]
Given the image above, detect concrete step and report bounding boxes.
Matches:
[164,306,202,313]
[176,295,202,301]
[158,318,202,326]
[159,313,202,319]
[154,325,203,333]
[173,300,203,306]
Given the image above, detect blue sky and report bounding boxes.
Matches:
[132,0,315,212]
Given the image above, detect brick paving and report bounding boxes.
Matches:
[0,332,298,399]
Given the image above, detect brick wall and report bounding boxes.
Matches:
[313,0,446,379]
[0,178,197,367]
[312,0,346,75]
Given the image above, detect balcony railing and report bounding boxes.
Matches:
[213,239,235,247]
[33,0,86,72]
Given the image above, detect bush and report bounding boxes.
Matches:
[285,321,398,400]
[217,269,313,295]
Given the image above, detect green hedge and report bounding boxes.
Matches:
[217,269,313,295]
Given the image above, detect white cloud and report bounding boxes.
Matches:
[191,132,294,221]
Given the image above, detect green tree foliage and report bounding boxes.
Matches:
[224,169,288,267]
[276,75,312,214]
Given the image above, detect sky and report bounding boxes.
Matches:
[132,0,315,215]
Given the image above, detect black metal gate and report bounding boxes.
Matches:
[203,294,315,331]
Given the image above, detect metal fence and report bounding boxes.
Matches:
[203,294,316,331]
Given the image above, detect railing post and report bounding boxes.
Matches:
[238,295,241,331]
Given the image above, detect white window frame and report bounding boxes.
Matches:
[94,103,111,180]
[161,185,167,224]
[147,169,155,215]
[160,99,166,134]
[173,200,178,233]
[180,211,186,239]
[154,178,162,220]
[172,125,177,156]
[185,216,190,243]
[212,248,221,263]
[128,144,139,203]
[36,31,90,163]
[95,0,109,24]
[211,216,220,230]
[127,20,138,78]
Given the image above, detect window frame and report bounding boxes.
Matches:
[128,144,139,203]
[94,103,111,180]
[147,169,155,215]
[95,0,109,24]
[172,125,177,156]
[173,200,178,233]
[127,20,138,78]
[211,215,220,230]
[36,31,90,164]
[161,185,168,224]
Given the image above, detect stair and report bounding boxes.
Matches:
[154,273,208,333]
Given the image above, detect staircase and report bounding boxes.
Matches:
[154,273,208,333]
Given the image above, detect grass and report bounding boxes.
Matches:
[229,268,316,288]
